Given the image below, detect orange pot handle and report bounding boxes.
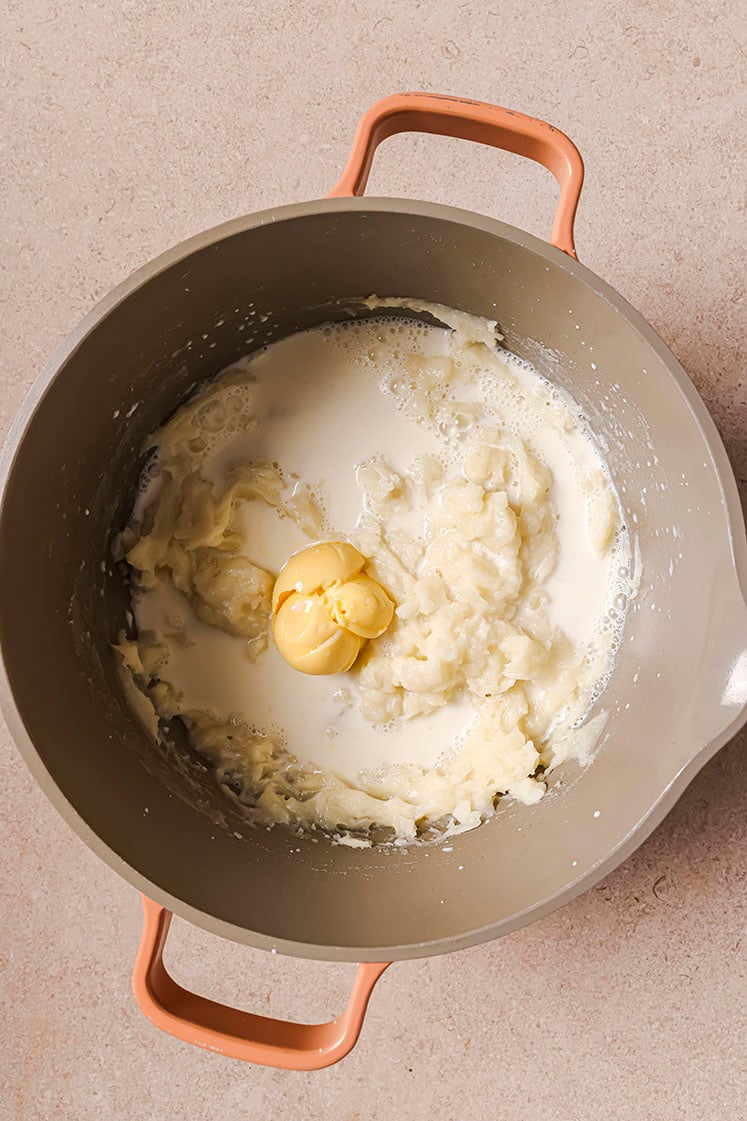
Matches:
[132,895,390,1070]
[329,92,584,258]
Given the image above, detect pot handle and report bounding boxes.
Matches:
[329,92,584,258]
[132,895,390,1070]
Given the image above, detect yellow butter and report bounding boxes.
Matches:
[271,542,394,674]
[329,574,395,639]
[271,541,365,613]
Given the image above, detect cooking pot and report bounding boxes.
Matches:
[1,93,746,1070]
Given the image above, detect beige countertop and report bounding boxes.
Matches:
[2,2,745,1118]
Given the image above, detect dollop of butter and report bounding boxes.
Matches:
[272,542,395,675]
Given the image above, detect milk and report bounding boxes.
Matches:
[132,310,626,784]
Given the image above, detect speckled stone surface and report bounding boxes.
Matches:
[1,2,746,1118]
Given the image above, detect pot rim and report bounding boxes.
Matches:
[2,195,746,961]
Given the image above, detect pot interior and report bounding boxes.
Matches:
[0,202,743,959]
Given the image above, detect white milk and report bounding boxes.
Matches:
[132,311,625,784]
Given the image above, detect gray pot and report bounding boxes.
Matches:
[1,94,745,1069]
